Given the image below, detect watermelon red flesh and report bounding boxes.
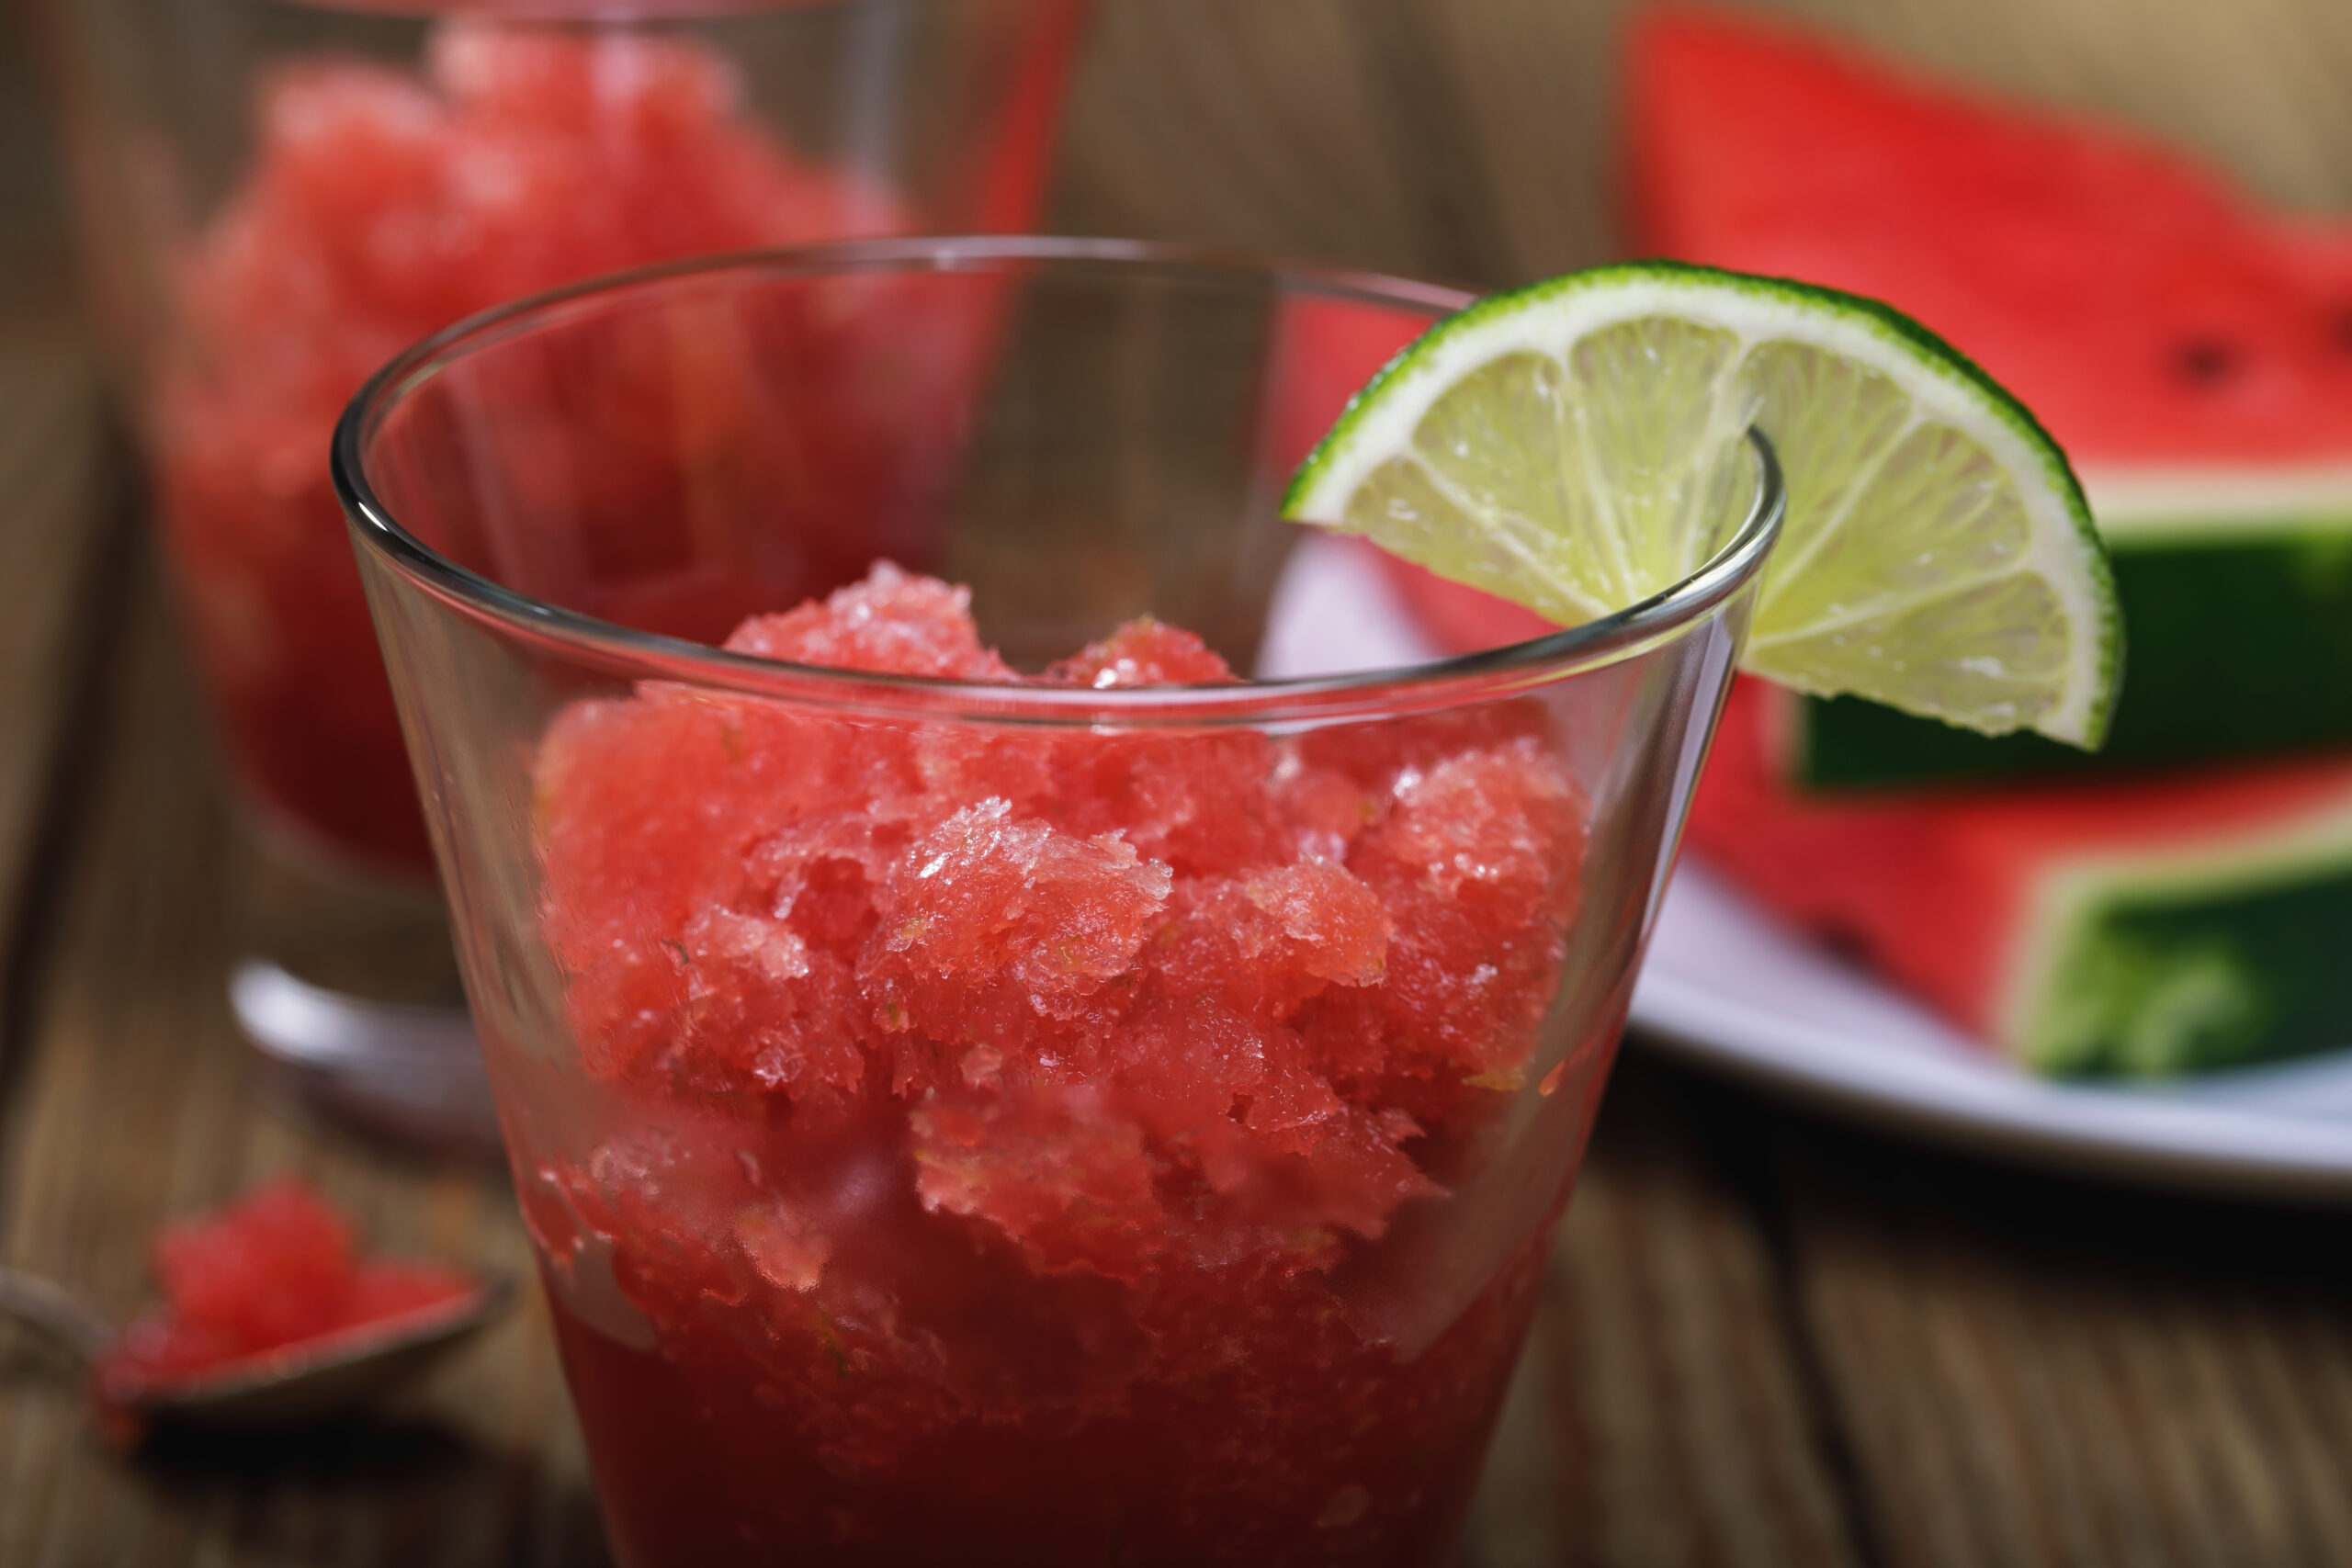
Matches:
[1627,6,2352,466]
[1268,293,1445,477]
[1688,678,2352,1048]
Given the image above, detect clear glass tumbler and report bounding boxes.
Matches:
[47,0,1085,1145]
[336,239,1781,1567]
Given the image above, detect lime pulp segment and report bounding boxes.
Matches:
[1282,263,2120,748]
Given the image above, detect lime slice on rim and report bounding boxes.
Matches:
[1282,261,2121,747]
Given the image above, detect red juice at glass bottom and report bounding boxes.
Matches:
[511,567,1617,1566]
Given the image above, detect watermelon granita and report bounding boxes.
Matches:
[514,563,1600,1567]
[1629,6,2352,785]
[149,19,1046,874]
[95,1179,476,1414]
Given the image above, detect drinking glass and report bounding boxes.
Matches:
[337,238,1781,1567]
[48,0,1086,1145]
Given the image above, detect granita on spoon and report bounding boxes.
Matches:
[522,563,1592,1567]
[96,1180,475,1416]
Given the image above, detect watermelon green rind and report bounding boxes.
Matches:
[1283,259,2121,750]
[2011,809,2352,1074]
[1794,514,2352,786]
[2081,466,2352,540]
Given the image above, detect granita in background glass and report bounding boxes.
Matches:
[50,0,1084,1142]
[334,240,1782,1567]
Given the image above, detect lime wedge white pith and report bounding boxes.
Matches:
[1282,263,2121,747]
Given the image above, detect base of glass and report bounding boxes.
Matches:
[232,960,503,1155]
[229,804,501,1156]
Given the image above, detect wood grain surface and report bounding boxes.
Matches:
[0,560,608,1566]
[5,0,2352,1562]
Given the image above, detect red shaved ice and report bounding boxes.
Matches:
[1046,616,1236,689]
[526,564,1596,1564]
[725,565,1015,682]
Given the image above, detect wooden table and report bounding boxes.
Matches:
[6,1,2352,1562]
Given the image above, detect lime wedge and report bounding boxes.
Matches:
[1282,261,2120,747]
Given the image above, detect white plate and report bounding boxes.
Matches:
[1632,863,2352,1201]
[1265,533,2352,1203]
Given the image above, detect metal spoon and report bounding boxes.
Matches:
[0,1264,513,1426]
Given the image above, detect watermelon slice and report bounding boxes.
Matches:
[1629,7,2352,784]
[1688,680,2352,1075]
[1365,563,2352,1074]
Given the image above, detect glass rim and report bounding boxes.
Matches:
[334,234,1787,729]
